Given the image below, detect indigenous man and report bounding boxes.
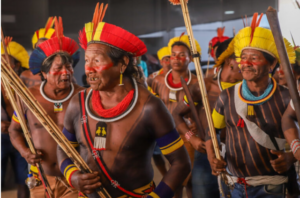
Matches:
[1,37,30,198]
[206,13,297,198]
[56,4,190,198]
[20,17,56,88]
[172,37,243,198]
[147,46,171,88]
[9,17,82,198]
[147,46,171,178]
[205,27,230,77]
[151,34,201,198]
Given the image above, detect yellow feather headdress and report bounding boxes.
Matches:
[168,34,201,55]
[1,37,29,69]
[31,17,55,49]
[234,13,295,65]
[157,47,170,60]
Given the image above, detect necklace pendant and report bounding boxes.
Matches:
[94,122,107,150]
[169,90,177,102]
[54,103,63,112]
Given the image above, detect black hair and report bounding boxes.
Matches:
[40,52,73,81]
[106,47,144,81]
[171,41,192,56]
[213,41,221,49]
[215,38,234,60]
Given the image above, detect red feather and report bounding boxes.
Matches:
[54,16,64,49]
[179,32,185,41]
[217,27,225,39]
[79,27,88,50]
[44,17,54,35]
[100,4,108,22]
[4,36,13,47]
[250,13,263,44]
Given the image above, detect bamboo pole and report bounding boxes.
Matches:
[266,7,300,124]
[176,0,221,161]
[1,57,110,198]
[1,29,53,197]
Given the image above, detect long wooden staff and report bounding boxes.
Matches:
[169,0,221,162]
[180,76,205,140]
[1,30,53,198]
[1,36,110,198]
[266,7,300,123]
[205,44,211,77]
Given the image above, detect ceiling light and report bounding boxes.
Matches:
[225,11,235,15]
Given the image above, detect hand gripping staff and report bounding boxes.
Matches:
[1,29,111,198]
[169,1,231,197]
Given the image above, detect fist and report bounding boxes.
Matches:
[22,149,43,165]
[71,171,101,194]
[189,136,206,153]
[209,156,226,176]
[1,121,10,134]
[270,150,296,174]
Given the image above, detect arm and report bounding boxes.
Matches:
[8,112,42,165]
[57,93,101,194]
[146,96,191,198]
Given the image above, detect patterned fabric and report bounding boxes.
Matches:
[207,85,290,177]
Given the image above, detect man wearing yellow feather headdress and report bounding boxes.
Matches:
[205,13,298,197]
[172,37,243,198]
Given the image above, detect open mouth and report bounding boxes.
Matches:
[89,77,99,82]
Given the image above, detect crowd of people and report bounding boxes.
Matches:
[1,2,300,198]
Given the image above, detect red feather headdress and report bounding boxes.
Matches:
[79,2,147,57]
[209,27,230,57]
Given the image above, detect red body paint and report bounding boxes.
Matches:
[85,63,113,73]
[170,56,187,62]
[49,69,73,75]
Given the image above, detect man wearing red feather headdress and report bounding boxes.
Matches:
[9,17,83,198]
[56,3,190,198]
[20,17,56,88]
[206,13,298,198]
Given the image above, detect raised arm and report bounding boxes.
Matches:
[282,100,300,161]
[57,92,101,195]
[146,95,191,198]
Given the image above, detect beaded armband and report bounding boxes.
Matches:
[156,128,184,155]
[63,128,79,148]
[60,158,79,188]
[185,131,194,141]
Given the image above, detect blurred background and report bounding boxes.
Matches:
[2,0,300,85]
[1,0,300,197]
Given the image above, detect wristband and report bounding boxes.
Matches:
[147,181,174,198]
[185,130,194,141]
[60,158,79,188]
[291,139,300,155]
[63,128,79,148]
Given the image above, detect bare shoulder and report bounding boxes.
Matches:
[73,84,85,94]
[28,84,41,95]
[152,74,165,84]
[20,70,31,78]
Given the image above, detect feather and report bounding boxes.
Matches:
[79,28,88,50]
[100,4,108,22]
[179,32,185,41]
[217,27,225,39]
[44,17,54,35]
[4,37,13,47]
[242,16,245,27]
[168,0,188,5]
[256,13,263,27]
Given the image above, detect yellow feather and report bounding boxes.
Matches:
[85,22,94,43]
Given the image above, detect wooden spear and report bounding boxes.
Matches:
[1,30,53,198]
[266,7,300,123]
[169,0,221,163]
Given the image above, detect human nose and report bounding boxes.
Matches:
[85,65,96,73]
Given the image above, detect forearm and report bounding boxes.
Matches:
[172,102,191,136]
[9,129,29,157]
[205,139,215,162]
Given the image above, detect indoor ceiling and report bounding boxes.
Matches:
[2,0,278,49]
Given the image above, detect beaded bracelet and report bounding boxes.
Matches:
[185,131,194,141]
[291,139,300,155]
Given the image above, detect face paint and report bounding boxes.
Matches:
[162,60,170,64]
[85,63,113,73]
[49,69,73,75]
[170,56,187,62]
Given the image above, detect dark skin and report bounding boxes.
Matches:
[173,56,243,154]
[57,43,191,197]
[147,56,171,87]
[1,55,29,198]
[206,49,296,176]
[8,55,84,177]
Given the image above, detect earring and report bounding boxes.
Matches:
[269,68,272,78]
[119,70,124,86]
